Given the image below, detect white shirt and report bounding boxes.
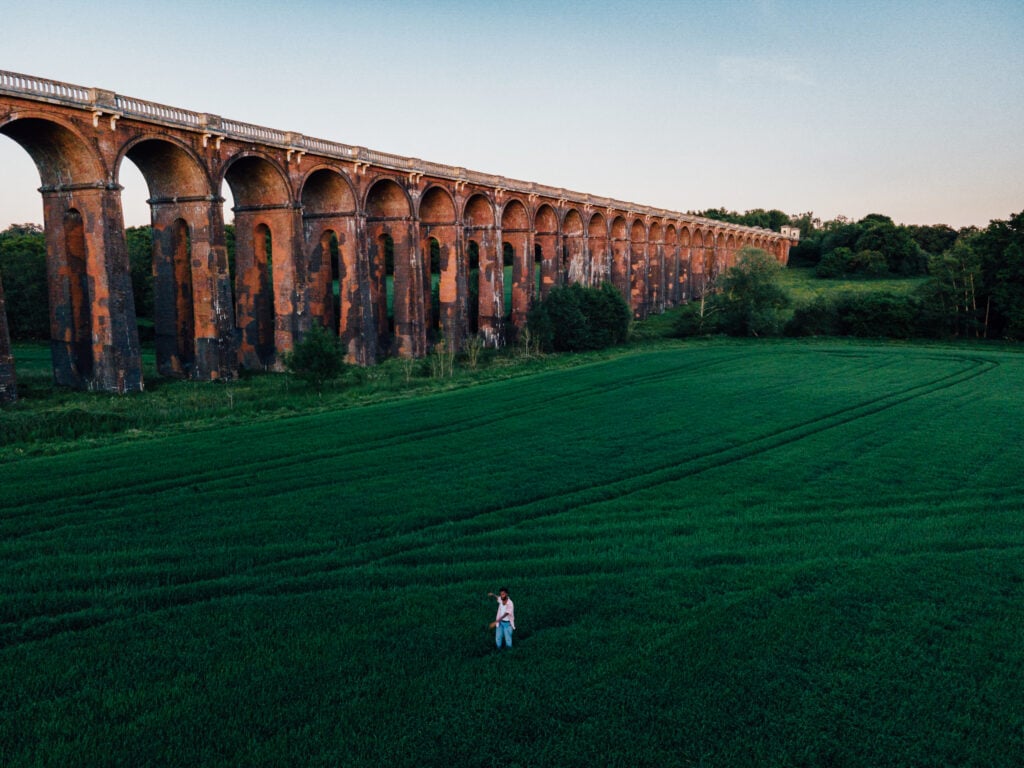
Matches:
[495,597,515,630]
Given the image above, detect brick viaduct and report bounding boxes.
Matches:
[0,70,797,401]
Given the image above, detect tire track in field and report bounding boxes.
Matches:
[20,350,988,553]
[2,352,749,526]
[1,353,995,646]
[366,354,1001,564]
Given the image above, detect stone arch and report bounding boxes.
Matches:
[501,197,532,329]
[121,136,233,380]
[563,208,585,286]
[300,167,366,361]
[419,185,460,346]
[714,231,727,274]
[0,115,106,187]
[648,220,664,313]
[463,193,501,344]
[695,228,714,296]
[610,215,629,301]
[365,176,422,357]
[726,233,738,269]
[0,114,141,392]
[303,165,356,214]
[629,218,648,318]
[120,135,210,199]
[534,203,559,300]
[223,152,298,369]
[678,226,692,303]
[587,212,609,287]
[663,223,678,309]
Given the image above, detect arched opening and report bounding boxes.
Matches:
[611,215,629,301]
[588,212,609,288]
[630,219,648,318]
[366,178,420,358]
[501,197,531,329]
[121,136,233,380]
[254,222,275,367]
[320,229,341,334]
[169,218,195,372]
[693,229,712,297]
[664,224,678,308]
[1,116,142,392]
[428,237,442,335]
[376,232,395,348]
[419,185,458,347]
[534,243,543,298]
[563,209,585,285]
[534,204,559,300]
[224,153,295,370]
[467,239,480,334]
[678,228,692,303]
[0,137,45,401]
[648,221,663,314]
[502,242,514,320]
[463,194,499,344]
[715,232,728,275]
[300,168,356,341]
[63,207,93,379]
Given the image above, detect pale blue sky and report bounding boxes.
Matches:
[1,0,1021,229]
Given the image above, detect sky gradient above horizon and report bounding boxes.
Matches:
[2,0,1022,230]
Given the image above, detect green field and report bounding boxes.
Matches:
[778,267,930,303]
[3,340,1024,766]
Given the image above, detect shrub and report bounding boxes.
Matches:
[672,297,723,337]
[785,296,839,337]
[786,292,922,339]
[526,282,630,353]
[836,292,920,338]
[282,323,347,391]
[815,247,889,278]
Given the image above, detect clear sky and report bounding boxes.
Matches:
[1,0,1022,230]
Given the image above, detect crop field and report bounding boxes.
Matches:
[2,340,1023,767]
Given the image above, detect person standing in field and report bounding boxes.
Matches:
[488,587,515,649]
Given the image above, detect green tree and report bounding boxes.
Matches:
[282,322,348,392]
[856,220,925,275]
[907,224,958,257]
[992,242,1024,339]
[918,239,983,338]
[816,247,888,278]
[974,211,1024,338]
[0,224,48,339]
[526,282,630,353]
[717,247,790,336]
[125,225,154,322]
[819,221,862,260]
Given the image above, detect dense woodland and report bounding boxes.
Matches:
[2,209,1023,344]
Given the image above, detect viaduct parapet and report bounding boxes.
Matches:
[0,70,798,397]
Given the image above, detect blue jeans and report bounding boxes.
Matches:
[495,620,513,648]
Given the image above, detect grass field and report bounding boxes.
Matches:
[778,267,930,304]
[3,338,1023,766]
